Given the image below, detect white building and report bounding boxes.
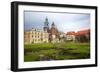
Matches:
[66,31,76,41]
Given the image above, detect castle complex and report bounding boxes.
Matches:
[24,17,60,44]
[24,17,90,44]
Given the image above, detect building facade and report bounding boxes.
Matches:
[66,29,90,42]
[75,29,90,42]
[24,29,49,44]
[66,31,76,41]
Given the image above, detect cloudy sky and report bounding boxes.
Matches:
[24,11,90,33]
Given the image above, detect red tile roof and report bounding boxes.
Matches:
[75,29,90,36]
[66,31,75,35]
[66,29,90,36]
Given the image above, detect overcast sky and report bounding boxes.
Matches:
[24,11,90,33]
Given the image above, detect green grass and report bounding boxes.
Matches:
[24,43,57,51]
[24,42,90,62]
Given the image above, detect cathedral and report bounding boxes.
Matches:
[43,17,60,43]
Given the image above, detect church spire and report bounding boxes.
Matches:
[51,22,56,28]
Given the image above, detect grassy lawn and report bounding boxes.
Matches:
[24,42,90,62]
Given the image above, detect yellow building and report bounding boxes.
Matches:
[24,28,49,44]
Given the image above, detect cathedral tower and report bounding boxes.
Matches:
[44,17,49,32]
